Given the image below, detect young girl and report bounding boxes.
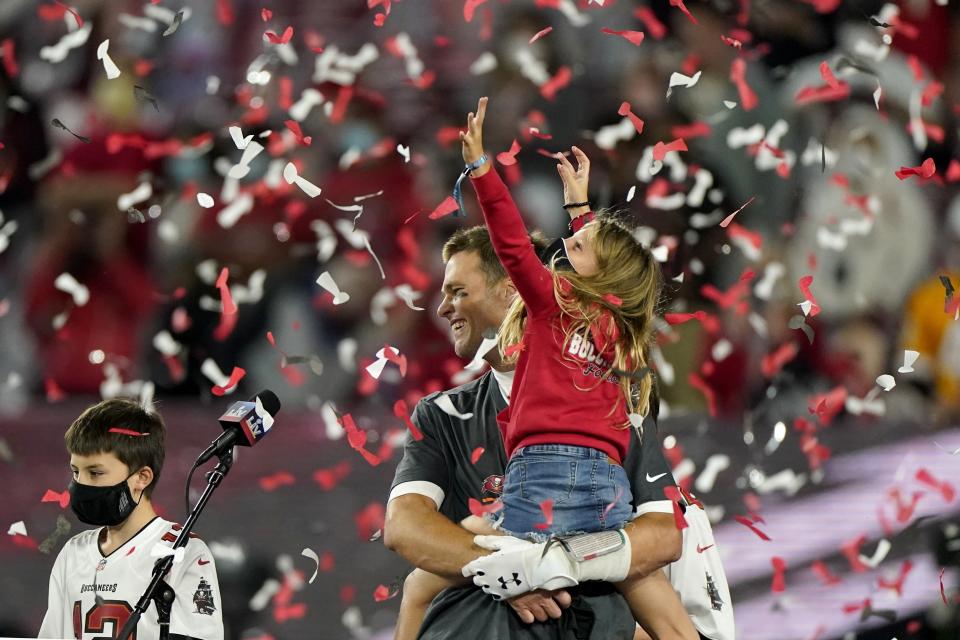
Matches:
[395,97,699,640]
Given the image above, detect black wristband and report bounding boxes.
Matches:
[562,201,591,210]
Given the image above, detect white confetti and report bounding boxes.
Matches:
[54,273,89,306]
[96,39,121,79]
[217,193,254,229]
[150,544,186,564]
[397,144,411,163]
[626,185,636,202]
[39,22,92,64]
[228,125,253,150]
[197,193,215,208]
[152,331,181,357]
[200,358,230,388]
[302,548,320,584]
[289,88,325,122]
[898,350,919,374]
[7,521,27,536]
[283,162,323,198]
[695,454,731,493]
[666,70,701,98]
[365,346,401,380]
[394,284,424,311]
[711,339,733,362]
[876,374,896,391]
[858,539,891,569]
[117,181,153,212]
[226,140,264,180]
[723,100,737,109]
[316,271,350,305]
[650,245,669,262]
[433,393,474,420]
[470,52,498,75]
[249,578,281,611]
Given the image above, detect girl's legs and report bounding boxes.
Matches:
[616,569,699,640]
[395,516,504,640]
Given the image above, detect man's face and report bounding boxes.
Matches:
[70,451,130,487]
[437,250,512,359]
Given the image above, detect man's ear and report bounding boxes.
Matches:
[499,279,517,302]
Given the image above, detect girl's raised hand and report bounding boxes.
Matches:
[556,146,590,206]
[460,96,487,166]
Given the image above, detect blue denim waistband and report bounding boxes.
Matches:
[514,444,609,459]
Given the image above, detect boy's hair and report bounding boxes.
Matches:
[442,225,549,287]
[499,213,665,424]
[65,398,166,498]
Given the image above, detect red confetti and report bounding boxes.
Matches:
[44,377,65,403]
[470,447,484,464]
[261,8,273,21]
[55,1,83,27]
[216,0,234,25]
[603,487,625,518]
[41,489,70,509]
[215,267,238,315]
[808,385,847,426]
[265,26,293,45]
[503,341,525,357]
[393,400,423,441]
[37,3,68,21]
[211,366,246,396]
[761,342,799,378]
[340,414,381,466]
[496,139,522,166]
[108,427,147,437]
[313,461,351,491]
[529,26,553,44]
[284,119,312,146]
[665,310,707,326]
[730,59,758,111]
[373,583,399,602]
[811,560,842,586]
[921,81,945,107]
[878,559,913,596]
[734,514,771,540]
[652,138,687,162]
[533,499,554,530]
[916,468,956,502]
[771,556,787,592]
[669,0,698,24]
[259,471,295,492]
[895,157,936,180]
[797,275,821,317]
[841,533,869,572]
[688,372,717,418]
[671,121,711,139]
[663,486,689,530]
[355,502,385,540]
[463,0,488,22]
[720,35,742,48]
[633,6,666,39]
[600,28,645,47]
[429,195,459,220]
[603,293,623,306]
[468,497,503,518]
[617,102,645,136]
[540,66,572,101]
[1,39,18,78]
[719,196,755,228]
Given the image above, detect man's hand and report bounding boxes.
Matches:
[507,589,573,624]
[462,535,579,600]
[555,146,590,210]
[459,96,488,167]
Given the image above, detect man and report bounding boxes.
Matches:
[384,225,688,639]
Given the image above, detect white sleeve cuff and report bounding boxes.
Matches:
[388,481,445,510]
[632,500,674,518]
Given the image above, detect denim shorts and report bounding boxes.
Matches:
[490,444,634,542]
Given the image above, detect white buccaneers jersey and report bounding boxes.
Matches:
[666,504,735,640]
[39,517,224,640]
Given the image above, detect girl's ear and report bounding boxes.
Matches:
[500,279,517,302]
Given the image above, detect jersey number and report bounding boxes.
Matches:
[72,600,136,640]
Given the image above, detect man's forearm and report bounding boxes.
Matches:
[384,494,490,580]
[623,513,683,579]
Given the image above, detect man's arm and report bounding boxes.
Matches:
[384,494,487,581]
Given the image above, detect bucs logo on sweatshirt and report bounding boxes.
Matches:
[566,332,621,384]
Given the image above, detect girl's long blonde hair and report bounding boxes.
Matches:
[498,215,664,426]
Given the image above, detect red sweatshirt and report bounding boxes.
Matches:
[472,168,631,463]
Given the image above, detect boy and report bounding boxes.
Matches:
[39,398,224,640]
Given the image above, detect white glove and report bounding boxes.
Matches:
[458,535,575,600]
[462,532,633,601]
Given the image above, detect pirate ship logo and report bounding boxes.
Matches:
[705,572,723,612]
[193,578,216,615]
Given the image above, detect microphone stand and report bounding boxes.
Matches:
[118,449,234,640]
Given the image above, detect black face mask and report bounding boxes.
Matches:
[540,237,573,271]
[69,473,140,527]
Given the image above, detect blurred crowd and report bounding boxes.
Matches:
[0,0,958,438]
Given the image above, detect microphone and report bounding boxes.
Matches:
[196,390,281,465]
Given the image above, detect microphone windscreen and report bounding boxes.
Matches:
[253,389,281,417]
